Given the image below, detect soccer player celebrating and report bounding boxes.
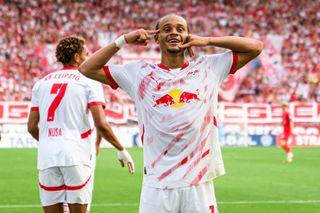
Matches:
[280,103,294,162]
[27,36,134,213]
[79,14,263,213]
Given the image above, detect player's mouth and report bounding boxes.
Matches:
[167,38,180,46]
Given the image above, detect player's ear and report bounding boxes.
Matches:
[74,53,80,64]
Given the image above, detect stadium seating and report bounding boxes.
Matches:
[1,0,319,102]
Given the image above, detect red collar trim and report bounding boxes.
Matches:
[157,63,170,71]
[157,61,189,71]
[180,61,189,70]
[62,66,77,70]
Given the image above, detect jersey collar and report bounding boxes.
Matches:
[157,61,189,71]
[62,66,77,70]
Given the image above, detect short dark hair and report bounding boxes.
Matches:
[55,36,85,65]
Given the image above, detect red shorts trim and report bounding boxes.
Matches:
[39,175,92,191]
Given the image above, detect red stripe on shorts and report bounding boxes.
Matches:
[39,183,66,191]
[39,175,92,191]
[65,175,92,190]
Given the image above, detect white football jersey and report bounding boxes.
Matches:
[105,51,238,188]
[30,66,105,170]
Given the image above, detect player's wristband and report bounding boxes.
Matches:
[117,149,133,163]
[114,35,127,49]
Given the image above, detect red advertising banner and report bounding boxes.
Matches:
[276,135,320,147]
[218,103,320,123]
[0,102,319,148]
[275,122,320,147]
[0,102,134,124]
[0,102,319,124]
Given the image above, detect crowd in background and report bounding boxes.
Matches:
[1,0,319,103]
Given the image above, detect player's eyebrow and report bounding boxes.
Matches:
[161,23,186,29]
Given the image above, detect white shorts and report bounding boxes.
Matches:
[39,165,93,206]
[63,170,95,213]
[139,181,218,213]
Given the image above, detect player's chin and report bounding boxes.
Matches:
[167,47,183,54]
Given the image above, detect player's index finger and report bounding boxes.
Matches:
[146,29,159,34]
[128,163,134,173]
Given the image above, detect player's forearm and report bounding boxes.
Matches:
[207,36,263,55]
[96,133,102,146]
[96,124,124,151]
[79,43,119,76]
[27,112,39,141]
[28,127,39,141]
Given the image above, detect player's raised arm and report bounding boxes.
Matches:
[179,35,264,71]
[79,29,158,85]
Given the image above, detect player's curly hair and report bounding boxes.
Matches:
[55,36,85,65]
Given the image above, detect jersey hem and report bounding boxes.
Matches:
[142,172,226,189]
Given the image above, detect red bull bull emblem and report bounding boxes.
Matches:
[153,88,200,108]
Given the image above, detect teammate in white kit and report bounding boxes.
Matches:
[27,36,135,213]
[79,14,263,213]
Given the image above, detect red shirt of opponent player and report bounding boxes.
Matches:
[282,109,292,141]
[280,103,294,162]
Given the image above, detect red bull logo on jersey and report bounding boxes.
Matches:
[153,89,200,108]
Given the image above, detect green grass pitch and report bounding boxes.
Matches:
[0,147,319,213]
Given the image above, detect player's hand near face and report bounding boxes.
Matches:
[124,29,159,46]
[179,34,209,49]
[117,149,135,174]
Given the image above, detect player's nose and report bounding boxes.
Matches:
[169,28,179,35]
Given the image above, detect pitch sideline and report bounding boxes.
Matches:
[1,200,320,208]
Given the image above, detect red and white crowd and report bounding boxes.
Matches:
[1,0,319,103]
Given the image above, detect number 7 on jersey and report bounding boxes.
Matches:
[47,83,68,122]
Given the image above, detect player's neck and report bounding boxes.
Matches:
[63,62,79,69]
[160,53,185,69]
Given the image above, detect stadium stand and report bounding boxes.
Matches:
[0,0,319,103]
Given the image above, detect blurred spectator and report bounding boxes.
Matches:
[0,0,319,103]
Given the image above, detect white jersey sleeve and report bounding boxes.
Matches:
[103,61,144,99]
[87,79,106,107]
[206,50,238,85]
[30,81,41,109]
